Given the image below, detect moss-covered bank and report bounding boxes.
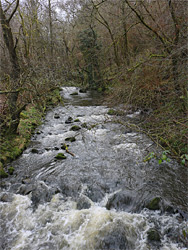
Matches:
[0,88,63,178]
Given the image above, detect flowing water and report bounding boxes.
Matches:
[0,87,187,250]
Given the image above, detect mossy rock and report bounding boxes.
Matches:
[146,197,161,210]
[81,123,88,128]
[70,125,81,131]
[31,148,39,154]
[8,166,14,175]
[147,229,161,242]
[74,119,80,122]
[0,167,8,178]
[55,153,67,159]
[65,137,76,142]
[70,92,78,96]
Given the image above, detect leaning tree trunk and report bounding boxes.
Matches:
[0,0,21,133]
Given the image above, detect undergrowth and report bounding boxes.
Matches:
[0,88,63,177]
[105,60,187,165]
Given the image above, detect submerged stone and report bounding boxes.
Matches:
[74,118,80,122]
[95,221,128,250]
[147,228,161,242]
[70,125,81,131]
[70,92,78,95]
[54,113,60,119]
[106,191,133,211]
[81,123,88,128]
[31,148,39,154]
[0,193,13,202]
[76,196,91,210]
[65,117,73,124]
[65,137,76,142]
[146,197,161,210]
[55,153,67,159]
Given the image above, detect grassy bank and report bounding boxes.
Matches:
[0,88,63,178]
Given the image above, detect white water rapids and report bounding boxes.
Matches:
[0,87,187,250]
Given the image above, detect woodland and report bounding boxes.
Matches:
[0,0,187,174]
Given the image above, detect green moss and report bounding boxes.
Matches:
[0,88,63,169]
[107,109,124,116]
[0,166,8,178]
[70,125,81,131]
[8,166,14,175]
[146,197,161,210]
[107,109,116,115]
[55,153,67,159]
[74,119,80,122]
[97,87,103,93]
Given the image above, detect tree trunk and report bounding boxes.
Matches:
[0,0,21,133]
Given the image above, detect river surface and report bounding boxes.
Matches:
[0,87,187,250]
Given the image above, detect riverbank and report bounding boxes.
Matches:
[0,88,63,178]
[105,85,188,166]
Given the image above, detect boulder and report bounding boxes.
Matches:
[65,116,73,124]
[70,125,81,131]
[146,197,161,210]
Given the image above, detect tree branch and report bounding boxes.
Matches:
[8,0,19,23]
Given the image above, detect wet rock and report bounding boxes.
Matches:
[54,146,59,150]
[74,118,80,122]
[70,125,81,131]
[70,92,78,95]
[22,178,32,184]
[31,148,39,154]
[147,228,161,242]
[59,177,81,198]
[95,221,128,250]
[65,116,73,124]
[54,113,60,119]
[55,153,66,159]
[85,185,105,202]
[106,191,133,211]
[65,137,76,142]
[146,197,161,210]
[76,196,91,210]
[31,182,51,207]
[36,131,42,134]
[81,123,88,128]
[0,193,13,202]
[18,184,34,195]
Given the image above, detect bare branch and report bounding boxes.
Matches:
[8,0,19,23]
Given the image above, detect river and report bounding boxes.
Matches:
[0,87,187,250]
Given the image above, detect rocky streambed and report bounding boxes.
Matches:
[0,87,187,250]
